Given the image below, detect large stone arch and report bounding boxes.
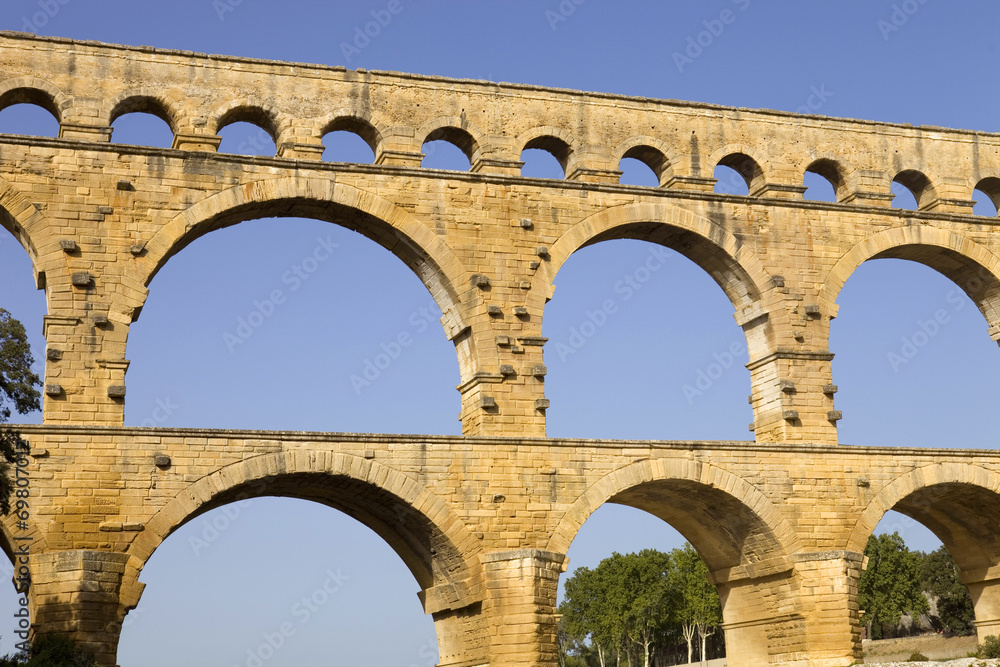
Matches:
[549,458,800,569]
[549,458,807,666]
[848,461,1000,564]
[540,201,775,358]
[849,462,1000,642]
[122,175,474,368]
[820,226,1000,340]
[123,450,487,665]
[0,175,46,285]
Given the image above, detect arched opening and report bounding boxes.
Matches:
[618,145,668,186]
[831,257,1000,448]
[0,223,44,426]
[110,97,175,148]
[125,214,461,433]
[974,178,1000,217]
[0,222,44,656]
[892,170,933,210]
[544,205,767,442]
[853,474,1000,652]
[321,117,378,164]
[559,504,724,665]
[0,88,60,137]
[216,107,278,157]
[543,239,753,440]
[803,159,844,202]
[421,127,476,171]
[118,462,485,667]
[521,135,571,179]
[553,464,801,666]
[217,121,277,156]
[117,498,435,666]
[0,103,60,137]
[714,153,763,196]
[0,88,60,138]
[860,512,968,648]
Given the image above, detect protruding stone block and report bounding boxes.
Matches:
[71,272,93,287]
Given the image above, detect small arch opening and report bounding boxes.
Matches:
[111,113,174,148]
[713,164,749,196]
[973,177,1000,217]
[892,170,932,210]
[0,88,59,118]
[215,107,278,156]
[0,87,60,137]
[714,153,761,195]
[421,127,476,171]
[521,135,571,179]
[321,117,378,164]
[217,121,277,157]
[803,159,843,202]
[618,158,659,187]
[619,145,668,186]
[110,97,175,148]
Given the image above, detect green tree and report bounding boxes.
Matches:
[604,550,677,667]
[672,543,723,663]
[920,546,975,635]
[0,309,41,514]
[859,532,929,639]
[0,633,97,667]
[560,565,619,667]
[560,546,724,666]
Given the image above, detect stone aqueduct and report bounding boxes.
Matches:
[2,30,1000,666]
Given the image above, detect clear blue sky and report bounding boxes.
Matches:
[1,1,999,664]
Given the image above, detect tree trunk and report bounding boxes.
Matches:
[597,643,606,667]
[683,622,695,664]
[697,623,716,665]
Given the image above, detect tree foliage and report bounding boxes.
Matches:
[0,309,40,515]
[559,545,723,667]
[920,545,975,635]
[672,543,723,662]
[0,634,97,667]
[0,310,41,422]
[859,533,929,640]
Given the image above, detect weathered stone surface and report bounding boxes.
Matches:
[3,31,1000,666]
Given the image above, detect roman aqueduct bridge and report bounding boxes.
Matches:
[1,31,1000,666]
